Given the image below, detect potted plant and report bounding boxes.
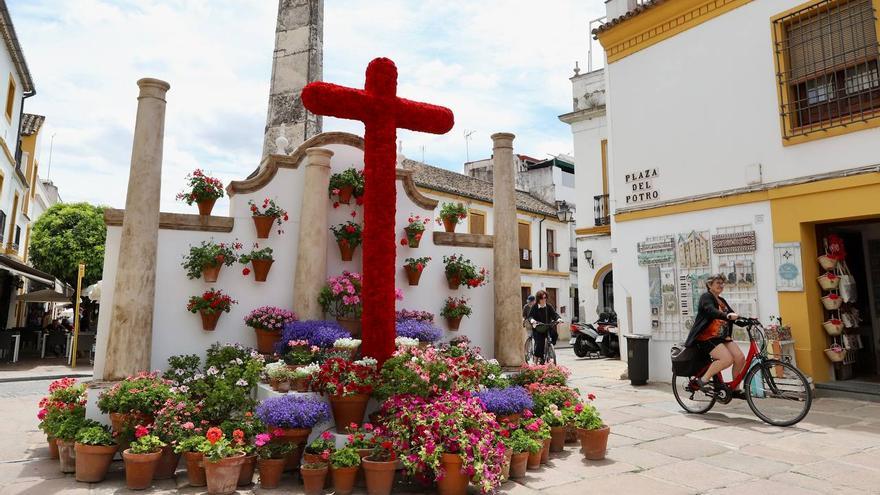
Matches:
[182,240,238,282]
[174,435,208,487]
[255,395,330,469]
[441,296,472,330]
[330,446,361,495]
[333,337,362,360]
[37,378,86,461]
[54,414,87,473]
[319,272,363,337]
[177,169,224,216]
[219,415,264,487]
[152,397,203,480]
[97,372,172,450]
[255,431,294,489]
[123,426,166,490]
[504,428,539,479]
[331,222,363,261]
[249,198,289,238]
[265,361,291,392]
[72,425,117,482]
[239,244,275,282]
[198,427,246,495]
[401,214,430,247]
[572,402,609,460]
[361,432,398,495]
[477,386,533,426]
[329,168,365,204]
[542,404,569,452]
[344,423,375,476]
[304,430,336,465]
[436,202,468,232]
[522,413,552,465]
[245,306,297,354]
[187,288,237,331]
[301,462,330,495]
[443,254,489,289]
[403,256,431,286]
[291,363,321,392]
[313,357,378,431]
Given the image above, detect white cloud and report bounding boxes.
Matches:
[8,0,603,212]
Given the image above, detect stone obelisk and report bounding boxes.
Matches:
[102,78,170,380]
[261,0,323,159]
[492,133,524,367]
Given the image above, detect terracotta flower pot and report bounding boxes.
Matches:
[445,315,462,331]
[442,217,457,233]
[199,310,222,331]
[332,465,359,495]
[337,316,362,338]
[330,394,369,431]
[253,215,277,239]
[254,327,282,354]
[404,227,423,248]
[291,377,310,392]
[123,449,162,490]
[578,425,610,460]
[337,185,355,204]
[47,436,59,459]
[184,451,207,487]
[301,464,329,495]
[540,438,551,464]
[338,239,356,261]
[204,454,246,495]
[75,443,118,482]
[447,274,461,290]
[274,427,311,470]
[526,449,541,470]
[202,264,221,283]
[356,448,373,487]
[197,198,216,216]
[437,453,469,495]
[237,454,256,486]
[496,413,521,427]
[405,265,422,285]
[549,426,567,452]
[57,439,76,473]
[303,452,325,465]
[362,456,397,495]
[508,452,529,479]
[271,379,291,393]
[500,449,512,482]
[153,445,180,479]
[565,424,579,444]
[252,258,274,282]
[109,412,153,453]
[257,457,286,489]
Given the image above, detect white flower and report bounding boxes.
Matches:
[178,385,189,394]
[236,378,249,387]
[235,358,243,365]
[488,374,496,380]
[355,357,378,367]
[193,373,205,380]
[206,366,219,376]
[333,337,362,349]
[410,356,419,363]
[488,359,499,365]
[395,337,419,347]
[175,369,185,376]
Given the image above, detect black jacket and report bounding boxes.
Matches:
[685,292,734,347]
[528,304,560,325]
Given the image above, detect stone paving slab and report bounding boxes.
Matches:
[643,459,751,492]
[705,478,824,495]
[698,451,793,478]
[769,471,871,494]
[539,472,696,495]
[640,435,732,460]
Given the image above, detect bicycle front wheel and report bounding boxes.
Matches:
[545,344,557,365]
[524,337,534,364]
[744,359,812,427]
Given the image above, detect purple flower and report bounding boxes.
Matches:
[396,319,443,343]
[255,395,330,429]
[276,320,351,352]
[476,386,533,416]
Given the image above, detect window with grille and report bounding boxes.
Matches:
[773,0,880,139]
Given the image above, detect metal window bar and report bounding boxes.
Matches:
[774,0,880,139]
[593,194,610,226]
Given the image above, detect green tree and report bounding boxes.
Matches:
[29,203,106,288]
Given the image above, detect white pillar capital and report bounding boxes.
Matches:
[305,147,334,168]
[491,132,515,149]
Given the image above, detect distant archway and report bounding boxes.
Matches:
[591,263,612,289]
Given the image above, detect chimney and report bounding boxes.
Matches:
[605,0,638,20]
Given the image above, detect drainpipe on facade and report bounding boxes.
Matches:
[14,89,36,170]
[537,217,545,269]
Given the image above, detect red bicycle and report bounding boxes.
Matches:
[672,318,812,427]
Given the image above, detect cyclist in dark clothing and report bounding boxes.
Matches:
[528,290,561,364]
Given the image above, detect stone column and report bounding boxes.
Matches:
[262,0,323,159]
[293,147,333,319]
[492,132,524,367]
[102,78,170,380]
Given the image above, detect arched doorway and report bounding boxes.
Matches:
[600,271,614,314]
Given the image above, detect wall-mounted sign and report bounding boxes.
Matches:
[637,236,674,253]
[774,242,803,291]
[677,231,711,268]
[712,231,757,254]
[638,235,675,266]
[625,168,659,204]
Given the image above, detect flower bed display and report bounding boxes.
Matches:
[176,169,224,216]
[277,320,351,352]
[244,306,297,354]
[313,357,379,429]
[331,221,363,261]
[477,386,534,422]
[249,198,289,238]
[187,289,237,330]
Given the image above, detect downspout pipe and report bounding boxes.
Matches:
[14,89,36,169]
[538,217,545,269]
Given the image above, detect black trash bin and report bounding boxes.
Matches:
[626,334,651,386]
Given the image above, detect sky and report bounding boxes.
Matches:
[8,0,604,212]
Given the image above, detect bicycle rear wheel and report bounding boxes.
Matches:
[671,373,716,414]
[744,359,812,427]
[545,344,557,365]
[524,336,534,364]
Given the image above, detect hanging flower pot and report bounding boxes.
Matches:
[437,203,468,233]
[405,265,422,285]
[153,445,181,480]
[257,457,285,489]
[200,310,222,331]
[445,315,462,331]
[330,169,364,206]
[251,259,273,282]
[821,294,842,310]
[508,451,529,479]
[204,454,246,495]
[442,216,457,233]
[441,297,471,331]
[301,464,329,495]
[330,394,370,432]
[404,226,424,247]
[818,255,838,271]
[237,454,256,486]
[823,319,844,336]
[578,425,610,460]
[549,426,567,452]
[253,215,277,239]
[56,440,76,473]
[331,222,363,262]
[197,198,217,216]
[825,346,846,362]
[337,184,355,204]
[176,169,224,216]
[447,274,461,290]
[202,265,222,283]
[75,443,118,482]
[183,241,237,281]
[188,289,236,331]
[437,453,469,495]
[249,198,288,238]
[338,239,356,261]
[817,272,839,291]
[403,257,430,286]
[184,451,207,487]
[122,449,163,490]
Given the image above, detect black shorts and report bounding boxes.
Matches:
[694,337,731,356]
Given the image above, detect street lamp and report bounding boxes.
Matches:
[583,249,594,269]
[555,200,574,223]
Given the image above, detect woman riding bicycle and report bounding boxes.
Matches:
[528,290,561,364]
[685,274,746,395]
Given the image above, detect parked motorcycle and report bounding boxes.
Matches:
[570,312,619,359]
[569,322,600,358]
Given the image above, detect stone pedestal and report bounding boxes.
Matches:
[293,147,334,319]
[102,78,170,380]
[492,133,524,367]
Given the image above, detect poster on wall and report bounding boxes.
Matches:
[648,266,661,308]
[774,242,804,291]
[678,231,711,268]
[712,231,757,254]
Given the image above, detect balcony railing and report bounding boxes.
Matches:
[594,194,610,226]
[520,249,532,269]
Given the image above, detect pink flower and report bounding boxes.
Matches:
[587,393,596,401]
[574,403,584,413]
[321,431,333,440]
[182,422,194,430]
[255,433,271,447]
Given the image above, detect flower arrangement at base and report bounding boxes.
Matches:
[512,363,571,387]
[480,359,510,389]
[51,414,91,474]
[396,309,435,323]
[542,404,571,453]
[331,221,363,261]
[184,343,264,424]
[503,428,540,479]
[381,392,506,494]
[197,427,247,495]
[187,289,237,331]
[74,425,118,483]
[255,395,330,432]
[403,256,431,285]
[38,377,86,460]
[313,357,378,429]
[304,430,336,464]
[332,337,362,360]
[525,383,581,416]
[239,244,275,282]
[401,214,430,247]
[572,402,609,460]
[443,254,489,289]
[477,386,533,423]
[441,296,472,330]
[122,429,167,490]
[151,396,206,480]
[277,320,351,352]
[219,412,264,485]
[265,361,294,392]
[437,202,468,232]
[182,240,239,282]
[174,436,210,488]
[522,412,551,466]
[329,168,365,205]
[375,343,488,400]
[301,462,330,495]
[395,318,443,343]
[254,431,295,489]
[319,272,363,336]
[361,430,398,495]
[176,169,224,215]
[97,371,172,424]
[280,339,318,367]
[249,198,289,238]
[329,446,361,495]
[245,306,297,354]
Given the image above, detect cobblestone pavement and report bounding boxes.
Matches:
[2,353,879,494]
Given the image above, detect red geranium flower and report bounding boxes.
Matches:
[206,427,223,445]
[135,424,149,439]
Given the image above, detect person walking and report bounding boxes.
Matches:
[522,295,536,332]
[528,290,561,364]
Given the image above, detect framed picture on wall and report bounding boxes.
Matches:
[774,242,804,291]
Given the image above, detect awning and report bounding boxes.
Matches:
[17,288,73,303]
[0,255,54,286]
[84,280,102,301]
